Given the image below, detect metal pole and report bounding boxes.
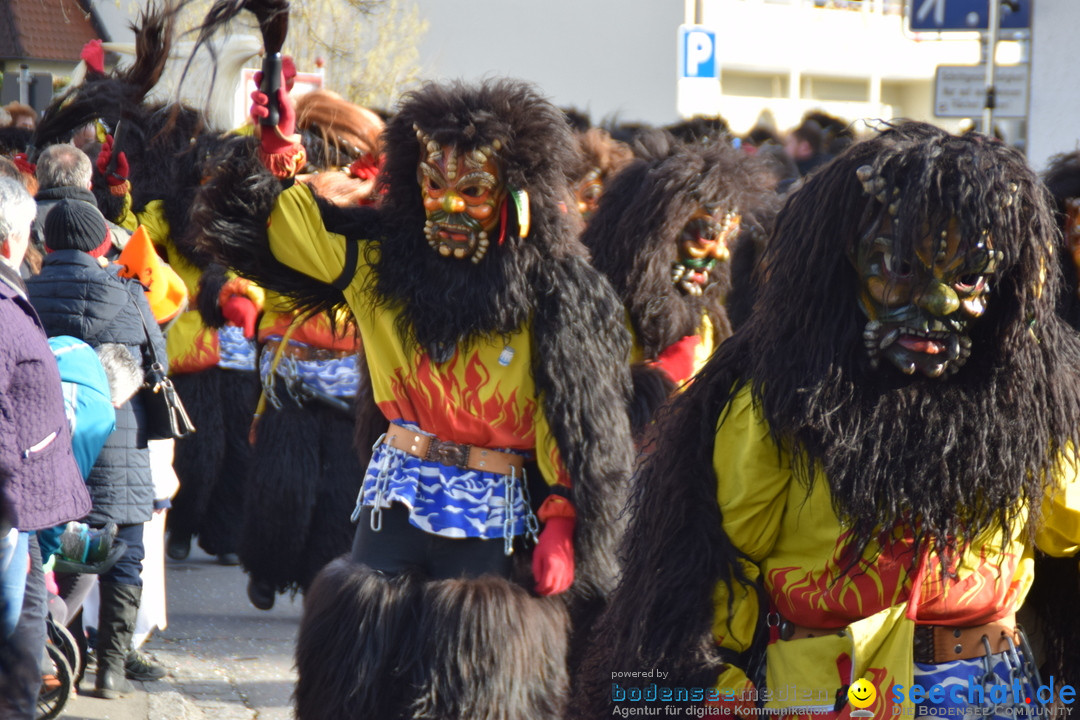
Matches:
[695,0,703,24]
[18,64,29,106]
[982,0,1000,136]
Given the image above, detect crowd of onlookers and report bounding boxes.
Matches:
[0,60,871,717]
[0,102,173,715]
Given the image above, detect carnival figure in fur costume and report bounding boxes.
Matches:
[241,89,384,611]
[573,122,1080,720]
[580,135,777,432]
[569,126,632,225]
[1042,151,1080,328]
[32,4,263,565]
[1015,150,1080,689]
[191,74,634,719]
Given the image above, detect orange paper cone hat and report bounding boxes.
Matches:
[116,226,188,324]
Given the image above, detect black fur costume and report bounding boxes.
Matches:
[572,122,1080,717]
[1043,151,1080,327]
[239,91,383,607]
[191,79,635,719]
[580,136,777,432]
[1020,151,1080,689]
[32,4,260,560]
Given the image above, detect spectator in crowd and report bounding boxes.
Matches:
[0,157,41,276]
[784,116,830,176]
[4,103,37,132]
[0,177,91,718]
[25,199,166,699]
[33,144,100,257]
[755,141,801,193]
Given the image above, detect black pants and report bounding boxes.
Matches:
[351,505,512,580]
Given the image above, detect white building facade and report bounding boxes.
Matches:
[681,0,992,136]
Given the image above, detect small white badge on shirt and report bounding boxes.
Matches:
[498,346,514,366]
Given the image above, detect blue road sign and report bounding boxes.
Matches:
[678,25,717,79]
[909,0,1030,32]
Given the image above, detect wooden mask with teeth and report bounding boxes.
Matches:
[415,124,506,264]
[850,164,1005,379]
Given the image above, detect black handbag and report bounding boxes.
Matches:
[138,309,195,440]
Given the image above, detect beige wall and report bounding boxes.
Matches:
[1027,3,1080,173]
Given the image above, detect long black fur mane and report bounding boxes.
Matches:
[1023,149,1080,688]
[741,122,1080,565]
[372,79,634,603]
[572,121,1080,717]
[581,139,777,360]
[1042,151,1080,328]
[373,81,575,361]
[194,78,635,604]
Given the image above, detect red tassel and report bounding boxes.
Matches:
[498,199,508,246]
[258,144,307,179]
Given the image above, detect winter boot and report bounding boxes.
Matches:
[125,648,166,681]
[89,582,141,699]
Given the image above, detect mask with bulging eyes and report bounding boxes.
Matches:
[852,215,1000,379]
[416,130,506,264]
[575,166,603,222]
[671,203,741,296]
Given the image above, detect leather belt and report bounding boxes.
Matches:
[913,614,1019,664]
[383,422,524,477]
[780,613,1019,664]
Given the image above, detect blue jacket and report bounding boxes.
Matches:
[26,251,166,525]
[49,336,116,479]
[0,263,91,531]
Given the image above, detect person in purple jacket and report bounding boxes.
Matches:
[0,176,92,719]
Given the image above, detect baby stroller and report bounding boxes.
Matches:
[36,525,126,720]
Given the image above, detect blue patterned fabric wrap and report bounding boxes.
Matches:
[358,422,532,540]
[258,340,359,398]
[913,649,1044,719]
[217,325,257,371]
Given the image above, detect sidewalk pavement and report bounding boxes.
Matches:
[59,547,303,720]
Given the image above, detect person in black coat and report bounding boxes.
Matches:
[0,178,93,719]
[25,199,166,699]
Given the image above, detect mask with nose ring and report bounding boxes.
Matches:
[416,127,507,264]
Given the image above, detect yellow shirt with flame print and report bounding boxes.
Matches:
[708,384,1080,719]
[265,182,570,488]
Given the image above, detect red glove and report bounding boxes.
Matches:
[532,516,575,596]
[95,135,129,188]
[81,39,105,75]
[221,295,258,339]
[250,72,297,154]
[349,153,380,181]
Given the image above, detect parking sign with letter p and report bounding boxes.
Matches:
[679,25,717,79]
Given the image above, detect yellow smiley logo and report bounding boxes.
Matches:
[848,678,877,709]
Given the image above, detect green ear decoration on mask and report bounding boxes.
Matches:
[510,187,530,239]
